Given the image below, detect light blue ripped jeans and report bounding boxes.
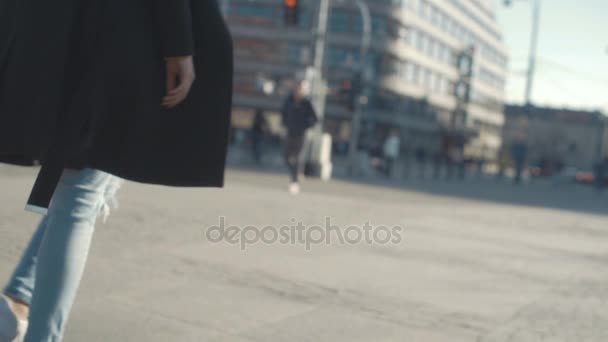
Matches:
[3,168,122,342]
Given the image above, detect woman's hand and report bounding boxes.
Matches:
[162,56,196,108]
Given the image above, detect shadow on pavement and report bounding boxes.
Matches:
[333,174,608,217]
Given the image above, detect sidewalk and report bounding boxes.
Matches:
[1,164,607,341]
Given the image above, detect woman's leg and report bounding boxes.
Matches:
[4,216,50,308]
[284,139,298,183]
[16,168,118,342]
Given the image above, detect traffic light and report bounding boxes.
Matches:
[284,0,300,26]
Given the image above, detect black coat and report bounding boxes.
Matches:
[0,0,233,210]
[281,94,318,138]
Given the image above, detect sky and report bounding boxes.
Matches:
[495,0,608,112]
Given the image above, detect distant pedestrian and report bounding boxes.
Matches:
[281,81,318,195]
[251,109,268,165]
[497,149,509,181]
[476,158,485,178]
[432,151,443,180]
[512,142,528,184]
[452,141,466,181]
[415,147,427,179]
[383,129,401,178]
[595,157,608,191]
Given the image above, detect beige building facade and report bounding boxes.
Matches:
[226,0,508,160]
[503,105,608,170]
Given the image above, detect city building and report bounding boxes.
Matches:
[225,0,508,160]
[503,105,608,171]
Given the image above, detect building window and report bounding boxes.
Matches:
[440,77,449,94]
[233,4,276,24]
[436,42,443,61]
[444,14,451,32]
[427,72,434,91]
[419,0,428,19]
[329,10,349,33]
[411,64,420,84]
[419,32,427,52]
[397,26,408,41]
[353,15,388,37]
[287,44,310,65]
[409,29,417,46]
[328,47,360,68]
[423,35,431,55]
[425,38,437,58]
[423,69,432,89]
[429,5,439,26]
[442,45,452,64]
[406,63,415,84]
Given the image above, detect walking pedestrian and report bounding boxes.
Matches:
[415,147,427,179]
[251,109,268,165]
[0,1,233,341]
[281,81,318,195]
[595,157,608,191]
[382,129,401,178]
[512,142,528,184]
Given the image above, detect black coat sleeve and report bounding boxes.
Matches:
[306,101,318,128]
[281,95,290,126]
[153,0,194,57]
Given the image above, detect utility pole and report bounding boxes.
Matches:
[301,0,332,180]
[524,0,541,106]
[504,0,541,105]
[310,0,331,123]
[346,0,372,176]
[504,0,541,178]
[306,0,372,178]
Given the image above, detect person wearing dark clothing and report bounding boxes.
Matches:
[595,157,608,191]
[512,142,528,184]
[415,147,427,179]
[0,1,233,340]
[251,109,268,164]
[281,81,318,194]
[382,130,401,178]
[432,152,443,180]
[1,0,233,208]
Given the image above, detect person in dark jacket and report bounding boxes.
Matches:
[281,81,318,195]
[0,1,233,341]
[251,109,268,165]
[595,157,608,191]
[415,147,427,179]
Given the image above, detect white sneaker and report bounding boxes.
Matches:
[0,297,27,342]
[288,183,300,195]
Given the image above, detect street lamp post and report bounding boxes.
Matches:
[505,0,542,106]
[525,0,541,106]
[505,0,541,181]
[345,0,372,176]
[307,0,372,178]
[310,0,371,119]
[310,0,331,124]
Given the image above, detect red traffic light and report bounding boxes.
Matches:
[284,0,298,8]
[284,0,300,26]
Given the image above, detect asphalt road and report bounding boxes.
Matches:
[1,164,607,341]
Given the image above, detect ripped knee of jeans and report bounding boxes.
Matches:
[99,177,124,223]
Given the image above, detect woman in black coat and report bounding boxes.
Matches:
[0,0,233,340]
